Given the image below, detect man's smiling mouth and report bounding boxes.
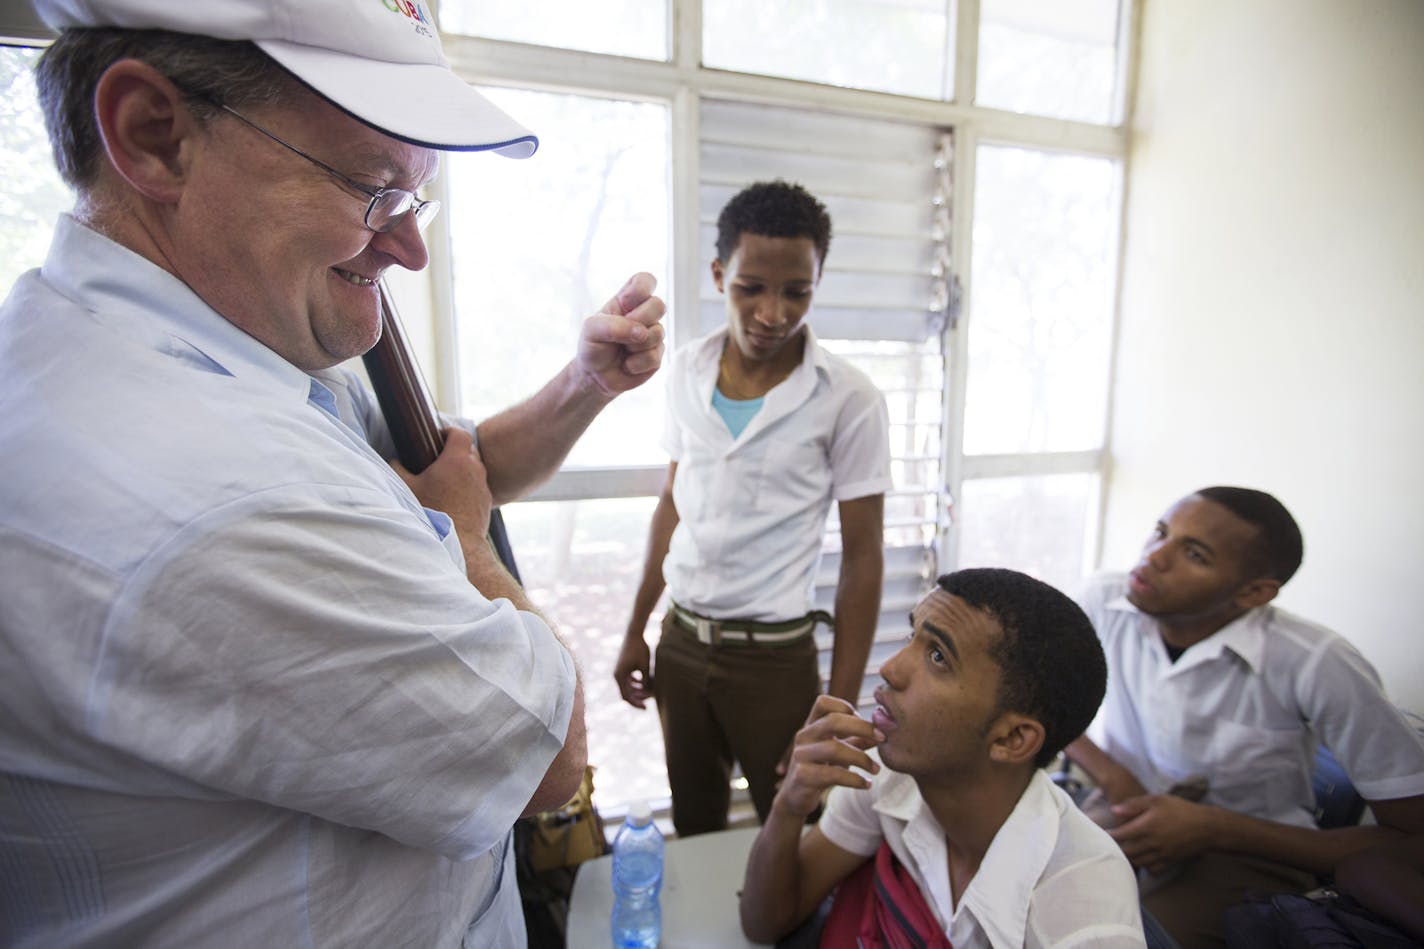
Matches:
[333,267,375,287]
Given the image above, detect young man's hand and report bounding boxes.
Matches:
[772,695,885,821]
[612,633,654,709]
[1108,793,1214,874]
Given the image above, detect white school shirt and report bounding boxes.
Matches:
[820,763,1146,949]
[0,216,576,948]
[1080,573,1424,827]
[661,326,892,620]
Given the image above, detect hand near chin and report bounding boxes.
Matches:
[1108,793,1212,875]
[576,273,666,396]
[772,695,886,821]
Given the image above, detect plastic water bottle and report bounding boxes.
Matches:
[610,800,663,949]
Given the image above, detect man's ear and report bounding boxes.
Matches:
[92,59,200,204]
[987,713,1044,768]
[710,257,725,293]
[1232,577,1281,611]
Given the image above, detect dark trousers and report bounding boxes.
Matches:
[1146,851,1316,948]
[652,612,820,837]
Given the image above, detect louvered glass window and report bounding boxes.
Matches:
[699,100,948,711]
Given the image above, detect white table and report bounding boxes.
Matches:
[567,826,766,948]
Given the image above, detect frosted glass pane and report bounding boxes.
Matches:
[965,145,1119,455]
[976,0,1122,124]
[440,0,668,61]
[704,0,954,100]
[500,498,670,810]
[447,89,671,468]
[0,48,72,295]
[956,473,1098,595]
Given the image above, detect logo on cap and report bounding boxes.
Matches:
[383,0,435,37]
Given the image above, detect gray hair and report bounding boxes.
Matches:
[35,27,298,190]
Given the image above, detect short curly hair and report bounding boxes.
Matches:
[1194,486,1304,584]
[715,180,832,268]
[936,568,1106,768]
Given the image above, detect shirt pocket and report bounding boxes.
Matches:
[1202,718,1309,820]
[757,436,831,512]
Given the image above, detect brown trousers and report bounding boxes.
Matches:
[652,612,820,837]
[1145,851,1316,948]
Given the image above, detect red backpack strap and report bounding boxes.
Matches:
[819,850,877,947]
[819,841,953,949]
[870,839,953,949]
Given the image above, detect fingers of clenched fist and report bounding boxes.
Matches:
[774,695,887,817]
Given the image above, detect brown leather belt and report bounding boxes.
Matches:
[670,601,832,647]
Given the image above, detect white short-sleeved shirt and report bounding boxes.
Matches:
[820,762,1146,948]
[661,326,892,620]
[1080,573,1424,827]
[0,217,577,948]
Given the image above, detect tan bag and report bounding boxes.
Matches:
[523,765,608,872]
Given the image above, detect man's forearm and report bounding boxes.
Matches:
[826,557,880,704]
[740,805,813,943]
[826,496,883,704]
[463,540,539,612]
[1203,803,1410,874]
[1064,735,1147,802]
[476,360,615,505]
[523,677,588,816]
[624,477,678,639]
[461,535,587,816]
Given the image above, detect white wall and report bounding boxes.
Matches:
[1103,0,1424,710]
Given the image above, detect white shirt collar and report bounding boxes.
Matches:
[43,215,319,409]
[871,769,1061,948]
[688,325,830,446]
[1107,593,1267,672]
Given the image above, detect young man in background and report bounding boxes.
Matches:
[1067,486,1424,947]
[614,180,891,835]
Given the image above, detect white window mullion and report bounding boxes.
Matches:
[961,449,1103,480]
[941,123,978,578]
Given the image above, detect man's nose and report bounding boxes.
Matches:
[372,212,431,272]
[1145,541,1171,571]
[755,297,787,329]
[878,644,909,687]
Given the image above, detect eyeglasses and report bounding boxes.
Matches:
[215,103,440,233]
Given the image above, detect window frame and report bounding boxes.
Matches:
[428,0,1138,571]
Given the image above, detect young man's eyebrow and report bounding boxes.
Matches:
[1183,537,1217,558]
[1161,520,1217,560]
[922,621,959,661]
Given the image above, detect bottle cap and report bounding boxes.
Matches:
[627,800,653,826]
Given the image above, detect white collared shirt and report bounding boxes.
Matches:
[1081,573,1424,826]
[820,762,1145,948]
[661,326,892,620]
[0,216,576,947]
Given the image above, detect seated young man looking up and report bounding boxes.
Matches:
[1065,487,1424,948]
[741,568,1146,948]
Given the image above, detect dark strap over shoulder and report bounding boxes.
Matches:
[819,841,953,949]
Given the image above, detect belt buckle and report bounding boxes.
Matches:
[695,616,721,646]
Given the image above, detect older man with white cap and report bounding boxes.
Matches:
[0,1,665,946]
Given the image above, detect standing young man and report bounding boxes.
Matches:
[1066,487,1424,947]
[614,181,892,835]
[741,569,1145,947]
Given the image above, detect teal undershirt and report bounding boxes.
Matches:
[712,387,763,439]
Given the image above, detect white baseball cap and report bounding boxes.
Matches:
[31,0,538,156]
